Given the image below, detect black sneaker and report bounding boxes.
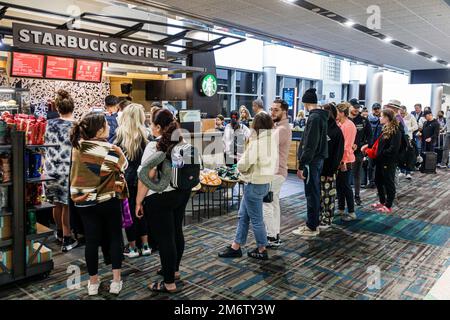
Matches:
[247,248,269,260]
[355,196,362,206]
[218,245,242,258]
[266,236,282,249]
[61,237,78,253]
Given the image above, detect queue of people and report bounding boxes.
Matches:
[39,87,448,297]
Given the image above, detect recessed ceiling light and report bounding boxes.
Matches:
[383,36,393,43]
[447,63,450,68]
[344,20,355,27]
[410,48,419,54]
[312,8,321,12]
[431,57,438,61]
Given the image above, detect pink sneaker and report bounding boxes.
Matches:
[371,203,384,209]
[376,206,392,213]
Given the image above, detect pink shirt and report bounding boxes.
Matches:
[337,118,357,164]
[274,118,292,178]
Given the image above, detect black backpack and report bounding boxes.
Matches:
[170,143,200,191]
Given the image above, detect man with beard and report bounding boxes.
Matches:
[263,99,292,248]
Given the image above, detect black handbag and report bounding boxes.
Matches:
[263,183,273,203]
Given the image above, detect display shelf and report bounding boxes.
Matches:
[26,175,56,184]
[0,209,12,217]
[0,145,12,150]
[26,144,60,149]
[26,260,53,278]
[0,181,12,187]
[0,238,13,249]
[26,223,53,241]
[28,202,56,212]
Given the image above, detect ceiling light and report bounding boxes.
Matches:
[431,57,438,61]
[447,63,450,68]
[410,48,419,54]
[344,20,355,27]
[383,36,393,43]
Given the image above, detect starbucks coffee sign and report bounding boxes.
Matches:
[12,23,167,63]
[200,74,218,97]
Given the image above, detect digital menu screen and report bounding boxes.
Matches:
[11,52,45,78]
[45,56,75,80]
[75,59,103,82]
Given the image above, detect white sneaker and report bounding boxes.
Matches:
[398,172,405,178]
[292,226,320,237]
[141,246,152,256]
[109,280,123,295]
[88,280,100,296]
[342,212,357,221]
[318,222,332,230]
[123,247,139,258]
[406,174,412,180]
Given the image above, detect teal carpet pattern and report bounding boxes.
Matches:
[0,171,448,300]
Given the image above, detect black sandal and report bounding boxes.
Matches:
[157,269,181,280]
[150,280,182,293]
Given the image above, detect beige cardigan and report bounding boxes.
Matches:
[237,130,278,184]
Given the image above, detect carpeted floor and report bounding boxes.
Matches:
[0,171,449,300]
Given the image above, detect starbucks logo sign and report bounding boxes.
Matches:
[200,74,218,97]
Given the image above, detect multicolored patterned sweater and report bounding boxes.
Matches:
[70,140,129,207]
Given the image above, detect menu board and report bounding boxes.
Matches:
[45,56,75,80]
[11,52,45,78]
[75,59,103,82]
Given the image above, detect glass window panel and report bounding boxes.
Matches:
[236,71,257,94]
[217,68,231,93]
[218,93,231,117]
[236,95,258,116]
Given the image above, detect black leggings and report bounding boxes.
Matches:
[375,162,396,208]
[144,190,190,284]
[336,166,355,213]
[78,198,123,276]
[125,186,149,244]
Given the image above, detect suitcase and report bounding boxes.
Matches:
[435,133,445,164]
[420,152,437,174]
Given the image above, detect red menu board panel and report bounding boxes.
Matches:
[11,52,45,78]
[75,60,103,82]
[46,56,75,80]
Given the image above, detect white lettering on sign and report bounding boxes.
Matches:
[55,34,66,47]
[19,29,30,42]
[79,38,89,50]
[67,36,77,48]
[99,40,108,52]
[160,50,166,60]
[89,39,99,51]
[128,45,137,56]
[120,44,128,55]
[30,30,43,43]
[153,49,159,59]
[42,32,54,46]
[109,42,118,54]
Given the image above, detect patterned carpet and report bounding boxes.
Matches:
[0,171,449,300]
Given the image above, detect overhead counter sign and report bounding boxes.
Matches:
[12,23,167,63]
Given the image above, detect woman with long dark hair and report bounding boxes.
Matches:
[362,109,402,214]
[319,103,344,228]
[135,109,190,293]
[70,112,128,296]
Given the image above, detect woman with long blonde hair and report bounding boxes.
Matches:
[114,103,152,258]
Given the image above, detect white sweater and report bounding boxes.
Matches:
[402,114,418,139]
[238,130,278,184]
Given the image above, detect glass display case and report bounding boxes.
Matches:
[0,87,30,114]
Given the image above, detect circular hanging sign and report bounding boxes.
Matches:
[200,74,218,97]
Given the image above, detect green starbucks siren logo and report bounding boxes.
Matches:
[200,74,218,97]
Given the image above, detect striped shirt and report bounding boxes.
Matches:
[70,140,128,207]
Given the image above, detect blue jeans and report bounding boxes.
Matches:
[303,159,324,231]
[400,168,411,174]
[234,183,270,248]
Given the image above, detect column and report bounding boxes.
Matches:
[430,84,443,114]
[263,42,277,111]
[365,66,384,108]
[349,81,360,101]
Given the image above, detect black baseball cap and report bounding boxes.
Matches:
[424,110,432,116]
[349,98,362,109]
[372,103,381,110]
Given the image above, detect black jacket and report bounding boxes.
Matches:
[422,119,440,145]
[376,128,402,164]
[298,109,328,170]
[321,119,344,177]
[350,114,372,157]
